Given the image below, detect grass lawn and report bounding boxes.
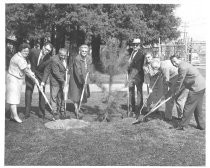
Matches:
[4,68,206,166]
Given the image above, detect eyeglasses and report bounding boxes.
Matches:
[44,46,51,53]
[81,50,88,53]
[133,44,140,47]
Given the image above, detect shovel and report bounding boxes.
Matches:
[137,73,162,119]
[126,73,130,116]
[77,72,89,118]
[62,68,68,118]
[133,96,172,125]
[34,77,55,121]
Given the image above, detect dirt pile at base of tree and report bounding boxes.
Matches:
[45,119,90,130]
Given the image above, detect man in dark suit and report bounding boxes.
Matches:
[127,38,145,118]
[170,55,205,130]
[44,48,68,119]
[25,42,53,119]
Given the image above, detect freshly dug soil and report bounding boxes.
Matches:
[45,118,90,130]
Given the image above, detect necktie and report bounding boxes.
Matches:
[129,51,137,64]
[38,54,44,66]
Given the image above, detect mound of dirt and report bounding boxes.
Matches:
[45,119,90,130]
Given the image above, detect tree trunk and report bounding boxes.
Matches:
[51,24,56,47]
[55,25,66,54]
[91,35,102,72]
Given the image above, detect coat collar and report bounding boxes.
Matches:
[54,54,67,69]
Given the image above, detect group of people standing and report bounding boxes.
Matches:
[6,38,205,131]
[127,38,205,131]
[6,42,92,123]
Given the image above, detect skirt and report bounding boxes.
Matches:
[6,73,24,104]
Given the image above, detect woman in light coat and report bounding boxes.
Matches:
[6,43,38,123]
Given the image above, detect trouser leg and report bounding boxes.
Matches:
[175,88,189,118]
[180,90,201,128]
[193,89,205,129]
[129,84,135,112]
[39,86,46,116]
[57,87,65,113]
[50,86,60,114]
[164,76,176,119]
[25,84,34,116]
[165,96,175,120]
[136,82,143,116]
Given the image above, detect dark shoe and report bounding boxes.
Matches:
[128,111,134,117]
[105,114,111,122]
[24,114,30,119]
[164,118,172,122]
[175,126,184,131]
[74,108,83,119]
[176,117,182,121]
[53,112,59,120]
[196,126,205,130]
[37,112,43,118]
[135,113,140,120]
[78,112,84,120]
[60,112,66,120]
[42,114,45,121]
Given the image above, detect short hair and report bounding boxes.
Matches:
[151,58,161,69]
[79,44,89,51]
[79,44,89,56]
[145,51,153,57]
[59,48,68,54]
[18,43,31,52]
[43,42,53,49]
[170,54,180,60]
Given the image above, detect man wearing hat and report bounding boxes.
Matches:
[127,38,146,118]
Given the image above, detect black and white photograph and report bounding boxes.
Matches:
[3,0,208,166]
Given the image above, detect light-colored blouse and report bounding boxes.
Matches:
[8,52,28,79]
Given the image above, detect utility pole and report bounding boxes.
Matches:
[158,38,161,59]
[188,38,193,64]
[183,22,188,61]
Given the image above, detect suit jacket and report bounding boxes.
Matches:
[128,49,145,84]
[25,48,51,88]
[160,60,178,82]
[175,61,205,93]
[50,55,66,87]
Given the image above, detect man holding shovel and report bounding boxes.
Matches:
[46,48,68,120]
[170,55,205,130]
[150,59,189,121]
[133,58,188,125]
[127,38,145,118]
[25,42,53,119]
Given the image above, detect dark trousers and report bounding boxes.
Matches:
[50,85,64,114]
[129,81,143,116]
[25,82,46,116]
[180,89,205,129]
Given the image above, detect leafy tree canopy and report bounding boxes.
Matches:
[6,4,181,45]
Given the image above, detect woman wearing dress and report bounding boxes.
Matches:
[6,43,38,123]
